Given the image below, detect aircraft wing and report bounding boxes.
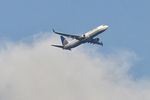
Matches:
[88,41,103,46]
[87,38,103,46]
[53,29,81,40]
[92,42,103,46]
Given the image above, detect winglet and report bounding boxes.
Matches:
[52,28,56,33]
[100,42,103,46]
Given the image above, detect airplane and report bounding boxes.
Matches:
[51,25,108,50]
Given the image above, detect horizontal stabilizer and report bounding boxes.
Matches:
[51,45,64,49]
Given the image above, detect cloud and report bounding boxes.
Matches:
[0,33,150,100]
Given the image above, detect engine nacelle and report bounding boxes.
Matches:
[79,34,86,40]
[81,34,86,38]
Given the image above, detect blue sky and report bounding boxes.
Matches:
[0,0,150,78]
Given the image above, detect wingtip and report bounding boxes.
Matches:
[52,28,55,33]
[101,42,103,47]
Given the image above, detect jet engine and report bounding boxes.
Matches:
[81,34,86,38]
[79,34,86,40]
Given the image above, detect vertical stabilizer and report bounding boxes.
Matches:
[60,36,68,46]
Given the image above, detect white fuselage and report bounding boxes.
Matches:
[63,25,108,50]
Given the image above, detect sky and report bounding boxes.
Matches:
[0,0,150,77]
[0,0,150,99]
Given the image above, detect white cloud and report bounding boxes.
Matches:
[0,33,150,100]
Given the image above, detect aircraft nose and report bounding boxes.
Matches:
[105,25,109,29]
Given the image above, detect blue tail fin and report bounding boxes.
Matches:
[60,36,68,46]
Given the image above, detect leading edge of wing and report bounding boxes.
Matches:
[52,29,80,39]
